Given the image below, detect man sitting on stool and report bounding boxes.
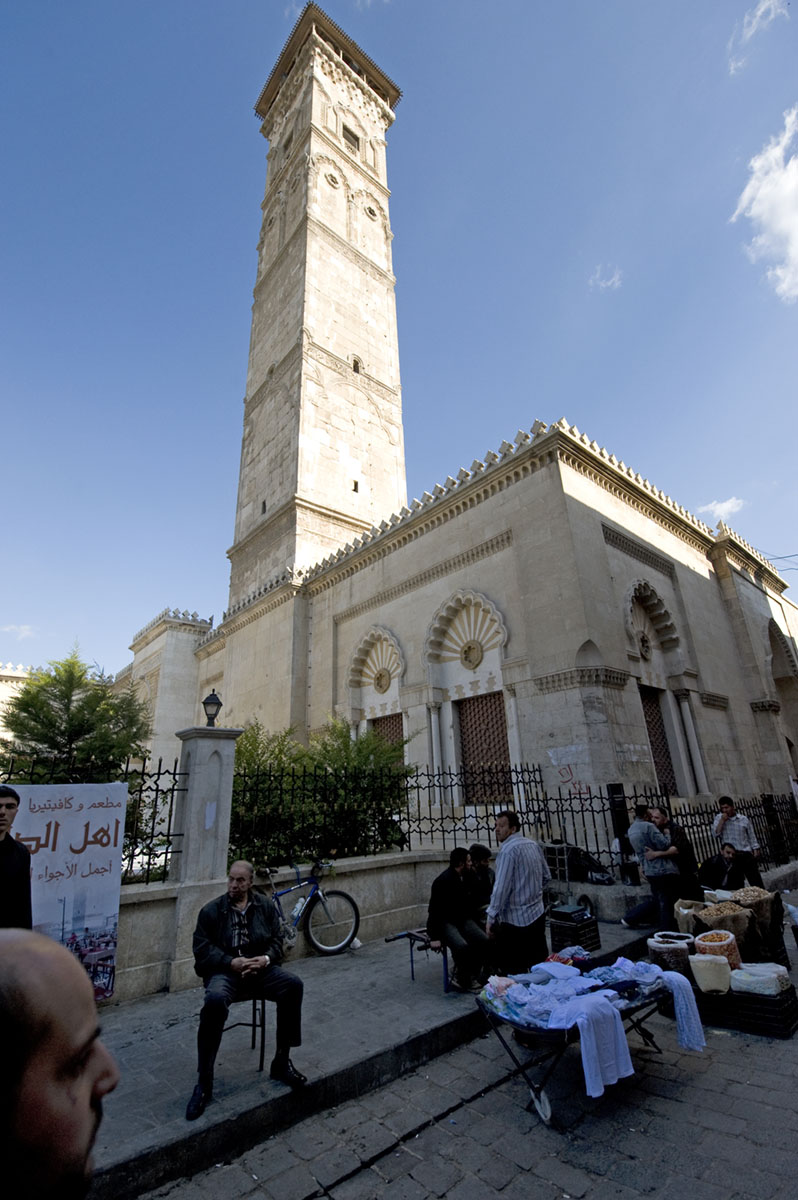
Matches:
[427,847,490,992]
[186,860,306,1121]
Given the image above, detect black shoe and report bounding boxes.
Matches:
[269,1058,307,1088]
[185,1082,212,1121]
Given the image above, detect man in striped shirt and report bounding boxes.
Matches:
[711,797,763,887]
[486,811,551,975]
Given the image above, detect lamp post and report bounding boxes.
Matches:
[201,689,223,727]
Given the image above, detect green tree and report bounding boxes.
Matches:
[231,717,411,866]
[3,650,151,768]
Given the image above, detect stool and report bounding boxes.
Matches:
[221,997,267,1071]
[385,928,451,992]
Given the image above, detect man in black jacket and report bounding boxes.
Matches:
[186,860,305,1120]
[427,847,490,991]
[0,786,32,929]
[698,843,747,892]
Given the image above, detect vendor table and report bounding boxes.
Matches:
[476,987,665,1124]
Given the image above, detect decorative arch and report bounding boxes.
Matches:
[769,619,798,681]
[624,580,679,652]
[425,590,507,666]
[335,105,367,153]
[575,640,604,668]
[347,626,405,691]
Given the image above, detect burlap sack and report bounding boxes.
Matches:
[674,899,707,934]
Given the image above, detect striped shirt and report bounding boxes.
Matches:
[486,833,551,926]
[712,812,759,852]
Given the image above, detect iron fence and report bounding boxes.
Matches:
[231,762,410,867]
[669,794,798,873]
[231,760,798,879]
[0,752,186,884]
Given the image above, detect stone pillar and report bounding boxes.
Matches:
[428,702,442,777]
[674,691,710,794]
[167,725,242,991]
[171,726,243,883]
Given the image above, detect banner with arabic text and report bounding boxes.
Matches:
[14,783,126,999]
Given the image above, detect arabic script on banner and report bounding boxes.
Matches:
[13,783,127,999]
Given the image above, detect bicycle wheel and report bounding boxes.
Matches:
[304,890,360,954]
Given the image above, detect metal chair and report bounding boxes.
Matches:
[221,997,267,1071]
[385,928,451,992]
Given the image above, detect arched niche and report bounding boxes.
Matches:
[347,626,405,718]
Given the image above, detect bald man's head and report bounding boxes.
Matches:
[0,930,120,1199]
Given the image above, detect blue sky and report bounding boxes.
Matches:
[2,0,797,677]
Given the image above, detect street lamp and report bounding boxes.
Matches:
[201,689,223,727]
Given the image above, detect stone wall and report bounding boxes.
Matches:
[112,850,446,1003]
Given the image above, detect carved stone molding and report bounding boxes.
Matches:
[534,667,630,694]
[624,580,680,651]
[750,698,781,713]
[602,525,675,578]
[328,531,513,619]
[700,692,729,710]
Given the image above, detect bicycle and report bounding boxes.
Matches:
[266,860,360,955]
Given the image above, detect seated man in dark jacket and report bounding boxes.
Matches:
[698,843,747,892]
[427,847,490,991]
[186,860,305,1120]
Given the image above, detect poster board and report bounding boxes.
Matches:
[13,782,126,999]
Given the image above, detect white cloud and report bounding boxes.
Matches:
[697,497,745,524]
[589,265,622,291]
[728,0,789,74]
[731,106,798,302]
[0,624,35,641]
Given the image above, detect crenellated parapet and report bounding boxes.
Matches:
[207,417,787,627]
[130,609,213,654]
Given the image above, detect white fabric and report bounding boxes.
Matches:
[660,970,705,1051]
[547,992,634,1098]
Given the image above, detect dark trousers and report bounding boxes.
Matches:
[495,913,548,976]
[441,918,491,984]
[736,852,763,888]
[624,875,678,931]
[197,966,303,1083]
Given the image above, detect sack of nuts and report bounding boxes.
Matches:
[695,928,742,970]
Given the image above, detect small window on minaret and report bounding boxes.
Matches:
[352,357,361,374]
[353,480,359,493]
[342,125,360,153]
[261,500,267,514]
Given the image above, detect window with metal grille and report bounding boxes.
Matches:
[638,685,678,796]
[456,692,511,804]
[371,712,404,745]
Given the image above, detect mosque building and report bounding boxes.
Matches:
[118,5,798,803]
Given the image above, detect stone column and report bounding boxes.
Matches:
[674,691,710,795]
[167,725,242,991]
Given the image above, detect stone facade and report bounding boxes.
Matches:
[121,6,798,802]
[0,662,30,743]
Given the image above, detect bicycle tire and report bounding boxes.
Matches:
[304,890,360,954]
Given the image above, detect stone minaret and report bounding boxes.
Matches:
[228,4,406,608]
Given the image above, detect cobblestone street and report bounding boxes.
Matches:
[137,1008,798,1200]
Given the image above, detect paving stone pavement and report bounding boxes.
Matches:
[90,921,644,1199]
[134,1004,798,1200]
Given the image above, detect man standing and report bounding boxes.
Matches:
[427,847,490,991]
[0,785,32,929]
[486,811,551,975]
[623,804,680,930]
[649,807,702,900]
[712,797,763,887]
[710,801,763,888]
[0,928,120,1200]
[186,860,305,1121]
